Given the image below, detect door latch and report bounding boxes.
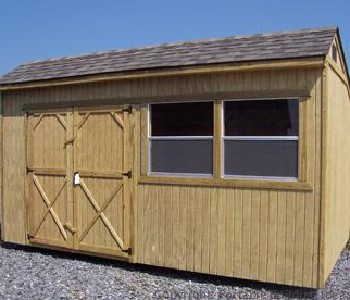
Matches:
[74,172,80,185]
[64,136,75,147]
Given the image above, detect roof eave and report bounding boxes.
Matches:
[0,56,326,91]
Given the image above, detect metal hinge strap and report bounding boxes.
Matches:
[122,171,132,178]
[122,247,132,255]
[122,106,133,114]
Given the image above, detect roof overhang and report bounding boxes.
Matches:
[0,57,325,92]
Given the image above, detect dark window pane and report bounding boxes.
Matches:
[150,139,213,174]
[224,140,298,177]
[332,45,338,63]
[224,99,299,136]
[151,102,213,136]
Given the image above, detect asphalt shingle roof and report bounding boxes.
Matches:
[0,26,338,85]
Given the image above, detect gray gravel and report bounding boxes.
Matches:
[0,236,349,300]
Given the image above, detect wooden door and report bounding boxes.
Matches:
[26,110,74,249]
[26,107,132,257]
[73,108,131,257]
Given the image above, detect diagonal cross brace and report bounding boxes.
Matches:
[32,179,67,238]
[33,175,68,240]
[78,113,90,128]
[55,114,67,129]
[110,112,124,128]
[32,113,67,130]
[33,114,44,130]
[79,178,125,250]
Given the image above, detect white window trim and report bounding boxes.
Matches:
[223,136,298,141]
[222,98,300,181]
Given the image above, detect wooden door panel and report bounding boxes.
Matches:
[26,108,131,256]
[75,112,125,172]
[26,112,73,249]
[30,113,67,169]
[30,175,68,243]
[77,177,125,249]
[74,109,130,256]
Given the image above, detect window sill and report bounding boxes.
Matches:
[138,175,312,191]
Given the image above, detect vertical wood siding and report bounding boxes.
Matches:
[323,65,350,282]
[134,68,323,288]
[137,185,318,287]
[2,68,323,288]
[2,94,26,243]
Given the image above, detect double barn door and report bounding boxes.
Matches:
[26,107,132,257]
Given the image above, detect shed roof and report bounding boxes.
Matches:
[0,26,339,85]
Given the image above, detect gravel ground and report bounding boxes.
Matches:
[0,237,349,300]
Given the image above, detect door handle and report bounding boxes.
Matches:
[74,172,80,185]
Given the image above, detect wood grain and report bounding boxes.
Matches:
[1,67,329,288]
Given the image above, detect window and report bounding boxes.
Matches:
[149,102,213,175]
[332,45,338,63]
[147,98,300,181]
[223,99,299,179]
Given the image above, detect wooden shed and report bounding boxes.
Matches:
[0,26,349,288]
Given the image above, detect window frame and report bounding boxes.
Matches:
[222,98,300,181]
[140,97,309,190]
[147,101,214,177]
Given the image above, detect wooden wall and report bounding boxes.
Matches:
[2,94,26,243]
[322,62,350,282]
[134,68,324,288]
[0,92,2,226]
[136,185,321,287]
[2,67,323,287]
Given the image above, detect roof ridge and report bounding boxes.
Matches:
[19,26,338,67]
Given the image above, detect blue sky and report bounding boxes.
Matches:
[0,0,349,76]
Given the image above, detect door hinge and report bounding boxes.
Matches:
[122,171,132,178]
[122,247,133,255]
[122,106,133,114]
[27,233,34,240]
